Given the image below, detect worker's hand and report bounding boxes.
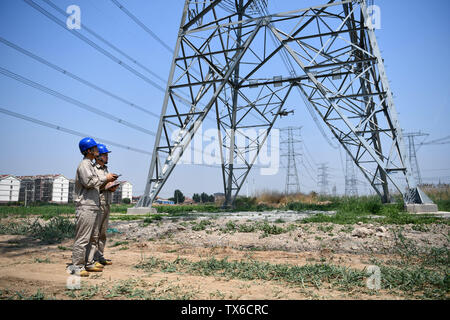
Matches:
[110,185,119,193]
[106,173,118,182]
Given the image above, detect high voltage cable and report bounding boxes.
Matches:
[0,107,152,155]
[0,106,255,170]
[42,0,167,84]
[24,0,216,125]
[0,107,243,168]
[0,36,160,119]
[109,0,173,53]
[0,65,257,167]
[23,0,166,92]
[108,0,215,121]
[0,66,156,136]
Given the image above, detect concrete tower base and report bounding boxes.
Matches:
[405,203,439,214]
[126,207,157,215]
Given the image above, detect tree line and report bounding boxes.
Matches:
[168,189,215,204]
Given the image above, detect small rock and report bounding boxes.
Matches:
[357,222,363,226]
[376,226,387,233]
[351,227,373,238]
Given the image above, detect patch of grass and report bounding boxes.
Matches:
[111,241,129,247]
[142,214,165,226]
[0,216,76,244]
[34,257,52,263]
[110,204,134,214]
[223,220,237,232]
[57,245,70,251]
[136,255,449,298]
[317,224,334,233]
[136,256,366,291]
[154,205,222,215]
[1,289,47,300]
[29,217,76,243]
[65,284,99,300]
[0,204,75,219]
[340,225,354,233]
[191,219,212,231]
[412,224,429,232]
[0,221,31,235]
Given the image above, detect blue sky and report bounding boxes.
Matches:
[0,0,449,199]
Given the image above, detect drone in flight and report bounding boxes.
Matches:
[272,109,294,118]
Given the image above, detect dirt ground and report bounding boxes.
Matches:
[0,212,448,300]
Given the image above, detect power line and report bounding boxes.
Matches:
[0,66,156,137]
[109,0,173,53]
[42,0,167,84]
[26,0,217,125]
[23,0,166,92]
[0,107,152,155]
[0,36,160,119]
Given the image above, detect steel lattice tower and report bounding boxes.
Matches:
[317,163,330,195]
[281,127,302,195]
[135,0,429,209]
[404,132,428,186]
[345,150,359,196]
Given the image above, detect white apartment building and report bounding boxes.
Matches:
[0,175,20,203]
[51,175,70,203]
[112,181,133,204]
[121,181,133,200]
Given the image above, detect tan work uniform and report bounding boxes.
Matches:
[94,163,112,263]
[72,157,107,271]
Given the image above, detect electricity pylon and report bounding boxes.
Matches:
[280,127,302,195]
[317,163,330,195]
[405,132,450,185]
[403,131,429,185]
[345,150,359,196]
[135,0,428,210]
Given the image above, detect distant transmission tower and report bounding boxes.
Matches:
[280,127,302,194]
[318,163,330,195]
[133,0,432,211]
[404,132,429,185]
[345,151,359,196]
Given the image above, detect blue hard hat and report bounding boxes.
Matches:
[79,137,98,154]
[97,144,111,155]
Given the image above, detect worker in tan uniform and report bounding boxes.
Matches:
[94,144,118,266]
[69,137,118,277]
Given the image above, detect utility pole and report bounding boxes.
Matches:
[280,127,302,195]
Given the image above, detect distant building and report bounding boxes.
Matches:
[183,197,194,205]
[154,198,175,205]
[68,179,75,203]
[121,182,133,200]
[112,181,133,204]
[18,176,36,204]
[0,175,20,203]
[17,174,70,203]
